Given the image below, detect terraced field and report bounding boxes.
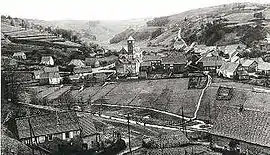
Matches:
[86,79,202,117]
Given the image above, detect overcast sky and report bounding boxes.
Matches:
[1,0,269,21]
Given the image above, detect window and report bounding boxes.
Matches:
[65,132,70,139]
[48,134,53,141]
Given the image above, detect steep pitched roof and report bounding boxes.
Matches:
[43,66,59,73]
[119,47,128,54]
[127,36,135,41]
[73,66,92,74]
[199,56,224,67]
[241,59,256,67]
[13,52,26,57]
[219,62,240,73]
[40,72,61,79]
[41,56,53,63]
[68,59,85,67]
[142,54,162,62]
[77,113,97,137]
[210,106,270,147]
[16,112,80,139]
[162,52,187,64]
[257,61,270,71]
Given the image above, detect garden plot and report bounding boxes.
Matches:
[46,86,71,101]
[75,86,101,102]
[36,86,60,99]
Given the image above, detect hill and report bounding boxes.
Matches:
[27,18,151,44]
[110,3,270,48]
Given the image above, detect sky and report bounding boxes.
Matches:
[1,0,269,21]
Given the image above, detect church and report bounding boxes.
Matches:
[116,36,142,76]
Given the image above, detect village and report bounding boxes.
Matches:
[1,3,270,155]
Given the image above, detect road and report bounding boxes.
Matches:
[191,74,212,120]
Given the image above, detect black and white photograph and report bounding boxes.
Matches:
[1,0,270,154]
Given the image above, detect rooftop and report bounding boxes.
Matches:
[210,106,270,147]
[16,112,80,139]
[219,62,240,73]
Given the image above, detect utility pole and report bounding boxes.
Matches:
[182,107,187,137]
[127,113,132,154]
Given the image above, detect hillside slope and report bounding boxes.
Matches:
[110,3,270,48]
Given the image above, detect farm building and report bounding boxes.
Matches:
[209,106,270,154]
[15,112,81,144]
[13,52,26,60]
[241,59,258,73]
[1,56,18,69]
[140,54,162,72]
[144,130,189,148]
[85,58,100,68]
[257,61,270,76]
[219,44,245,62]
[39,72,61,85]
[217,62,241,79]
[162,52,187,73]
[68,59,85,67]
[40,56,54,66]
[77,113,100,149]
[73,66,92,76]
[198,56,224,73]
[33,66,59,80]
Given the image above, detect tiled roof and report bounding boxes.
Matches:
[241,59,256,67]
[43,66,59,73]
[162,52,187,64]
[219,62,239,73]
[224,44,240,55]
[16,112,80,139]
[142,55,162,62]
[40,72,61,79]
[73,66,92,74]
[127,36,135,41]
[68,59,85,67]
[151,130,189,148]
[119,47,128,54]
[210,106,270,147]
[13,52,26,57]
[41,56,53,62]
[257,61,270,71]
[77,113,97,137]
[199,56,224,67]
[85,58,98,66]
[141,61,151,67]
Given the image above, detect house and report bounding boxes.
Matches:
[257,61,270,76]
[210,106,270,153]
[73,66,92,77]
[99,55,118,66]
[40,56,54,66]
[241,59,258,73]
[77,113,100,149]
[13,52,26,60]
[15,112,81,144]
[68,59,85,67]
[140,54,162,72]
[217,62,241,79]
[40,72,61,85]
[94,72,108,82]
[85,58,100,68]
[220,44,245,62]
[198,56,224,73]
[33,66,59,80]
[162,52,187,73]
[1,56,18,69]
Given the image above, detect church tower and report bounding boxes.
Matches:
[127,36,135,54]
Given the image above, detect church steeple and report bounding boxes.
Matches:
[127,36,135,54]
